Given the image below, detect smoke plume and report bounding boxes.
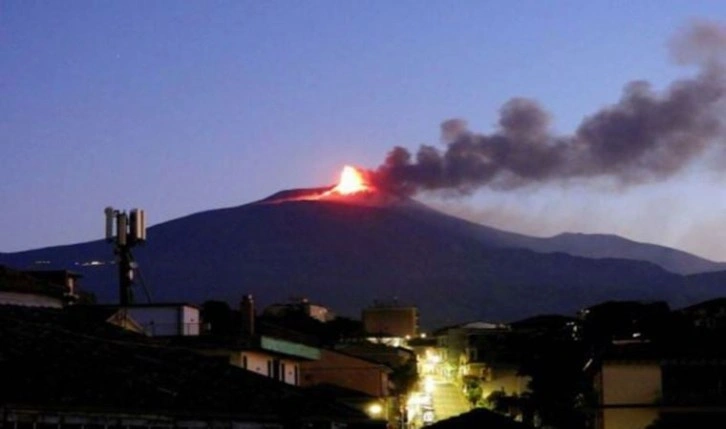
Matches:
[373,20,726,195]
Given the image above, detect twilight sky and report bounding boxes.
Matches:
[4,1,726,261]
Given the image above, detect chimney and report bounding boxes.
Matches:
[240,294,255,337]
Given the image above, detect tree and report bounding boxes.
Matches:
[201,300,234,335]
[390,356,418,396]
[520,336,588,429]
[464,378,483,408]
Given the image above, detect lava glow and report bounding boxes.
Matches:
[260,165,376,204]
[331,165,370,195]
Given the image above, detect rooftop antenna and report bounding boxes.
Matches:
[105,207,148,305]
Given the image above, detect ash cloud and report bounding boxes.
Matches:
[373,20,726,195]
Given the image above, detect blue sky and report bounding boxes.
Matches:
[3,1,726,260]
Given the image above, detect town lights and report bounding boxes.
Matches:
[424,376,435,393]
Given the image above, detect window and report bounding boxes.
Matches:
[272,359,281,380]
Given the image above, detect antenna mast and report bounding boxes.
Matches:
[105,207,147,305]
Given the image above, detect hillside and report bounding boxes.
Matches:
[2,191,724,327]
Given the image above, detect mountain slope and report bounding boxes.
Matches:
[2,192,724,327]
[519,232,726,275]
[357,200,726,275]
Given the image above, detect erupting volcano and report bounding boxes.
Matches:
[259,164,398,206]
[5,160,726,326]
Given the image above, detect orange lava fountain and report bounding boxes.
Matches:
[331,165,371,195]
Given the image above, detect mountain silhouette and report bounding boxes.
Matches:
[2,187,725,327]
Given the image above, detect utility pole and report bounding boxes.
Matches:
[105,207,146,305]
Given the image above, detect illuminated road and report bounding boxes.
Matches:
[431,376,469,421]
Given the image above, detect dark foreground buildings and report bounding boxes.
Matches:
[0,305,382,429]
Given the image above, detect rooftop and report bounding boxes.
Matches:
[0,305,366,423]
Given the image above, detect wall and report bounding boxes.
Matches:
[126,305,200,336]
[597,362,661,429]
[362,307,418,337]
[601,409,659,429]
[480,367,530,398]
[602,363,661,405]
[230,351,301,386]
[301,349,389,397]
[181,306,200,335]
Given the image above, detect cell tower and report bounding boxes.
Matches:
[105,207,147,305]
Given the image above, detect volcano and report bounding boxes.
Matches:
[2,167,726,326]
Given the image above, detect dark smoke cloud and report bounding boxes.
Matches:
[373,20,726,195]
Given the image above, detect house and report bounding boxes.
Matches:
[579,300,673,346]
[589,340,662,429]
[331,341,419,425]
[301,348,392,398]
[335,341,416,373]
[588,337,726,429]
[174,333,320,386]
[264,297,336,322]
[67,303,202,336]
[462,328,531,399]
[0,265,77,308]
[171,295,321,386]
[434,321,509,378]
[301,348,392,419]
[509,314,578,341]
[119,303,201,336]
[680,297,726,330]
[23,269,81,303]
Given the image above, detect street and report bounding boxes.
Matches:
[430,375,470,421]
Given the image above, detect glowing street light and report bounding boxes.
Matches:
[367,403,383,417]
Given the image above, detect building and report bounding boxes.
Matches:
[69,303,202,336]
[119,303,201,336]
[681,297,726,330]
[0,305,380,429]
[0,265,78,308]
[172,295,321,386]
[362,301,418,337]
[301,348,392,398]
[23,269,81,302]
[336,341,416,373]
[579,300,672,346]
[176,333,320,386]
[264,297,336,322]
[434,322,509,375]
[589,338,726,429]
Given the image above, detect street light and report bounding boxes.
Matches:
[367,403,383,417]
